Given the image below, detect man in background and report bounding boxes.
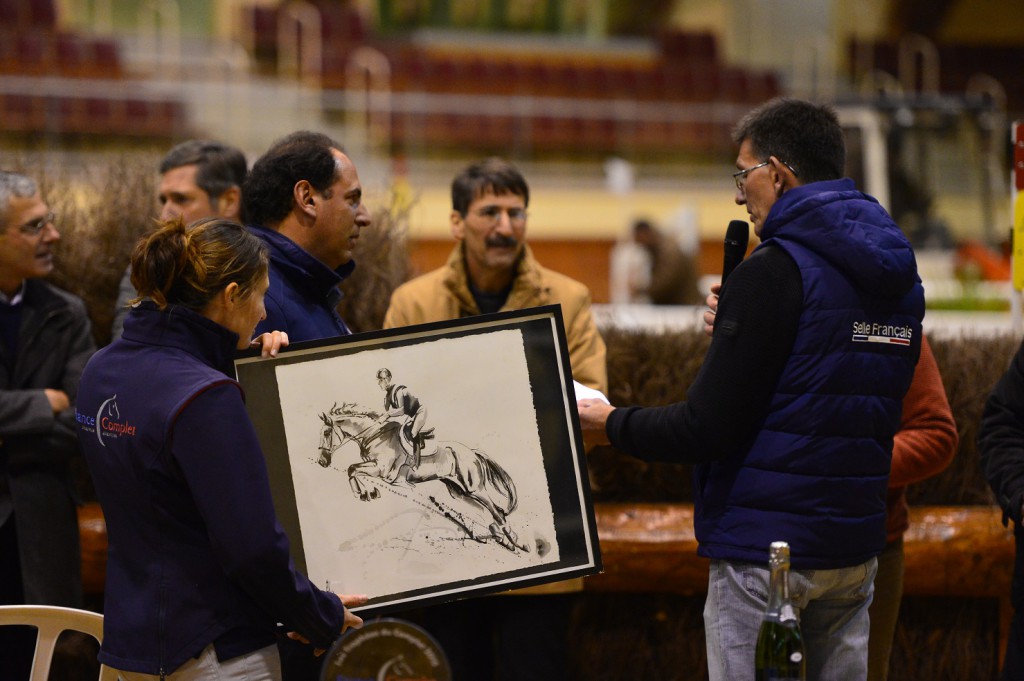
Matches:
[0,171,96,680]
[979,338,1024,680]
[383,157,606,681]
[384,156,606,393]
[629,217,702,305]
[111,139,247,338]
[867,335,957,680]
[243,131,371,339]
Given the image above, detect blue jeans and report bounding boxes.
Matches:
[705,557,876,681]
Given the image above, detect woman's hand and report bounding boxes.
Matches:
[337,594,367,638]
[250,331,289,358]
[341,606,364,634]
[284,593,368,656]
[285,631,324,656]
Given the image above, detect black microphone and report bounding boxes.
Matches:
[721,220,749,286]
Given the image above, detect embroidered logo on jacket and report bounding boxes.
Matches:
[76,395,137,447]
[851,321,913,346]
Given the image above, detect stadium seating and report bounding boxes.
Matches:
[0,0,186,139]
[239,2,781,157]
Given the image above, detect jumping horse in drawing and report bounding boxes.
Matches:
[318,402,527,552]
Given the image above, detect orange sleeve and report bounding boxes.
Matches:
[890,335,959,488]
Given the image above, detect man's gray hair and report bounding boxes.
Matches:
[0,172,38,225]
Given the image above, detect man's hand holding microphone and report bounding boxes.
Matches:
[578,220,749,444]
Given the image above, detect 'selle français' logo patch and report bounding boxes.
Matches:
[851,321,912,346]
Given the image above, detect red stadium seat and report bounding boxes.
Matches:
[82,97,116,134]
[0,93,45,132]
[89,39,122,78]
[56,32,86,77]
[0,0,21,27]
[27,0,56,30]
[13,31,52,75]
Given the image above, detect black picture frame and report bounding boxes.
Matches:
[234,305,602,617]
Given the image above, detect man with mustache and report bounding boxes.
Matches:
[384,156,605,392]
[383,157,606,681]
[243,131,371,339]
[0,171,96,678]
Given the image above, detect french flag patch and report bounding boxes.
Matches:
[852,334,912,346]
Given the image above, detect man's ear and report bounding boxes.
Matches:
[216,186,243,221]
[450,210,465,240]
[769,156,794,196]
[770,155,798,193]
[293,180,317,221]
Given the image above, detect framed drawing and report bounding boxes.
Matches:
[234,305,602,616]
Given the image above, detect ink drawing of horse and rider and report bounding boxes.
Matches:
[317,367,541,555]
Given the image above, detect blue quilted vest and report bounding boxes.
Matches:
[694,179,924,569]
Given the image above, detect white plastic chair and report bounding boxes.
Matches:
[0,605,117,681]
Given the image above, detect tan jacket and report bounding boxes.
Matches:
[384,243,607,393]
[383,243,606,594]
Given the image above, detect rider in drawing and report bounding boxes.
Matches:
[376,368,434,470]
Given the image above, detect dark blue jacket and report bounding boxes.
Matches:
[695,179,924,568]
[76,303,346,674]
[249,224,354,340]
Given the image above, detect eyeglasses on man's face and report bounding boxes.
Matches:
[732,161,770,191]
[732,160,799,192]
[17,211,57,236]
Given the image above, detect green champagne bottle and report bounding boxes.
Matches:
[755,541,806,681]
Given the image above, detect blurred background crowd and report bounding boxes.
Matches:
[0,0,1021,342]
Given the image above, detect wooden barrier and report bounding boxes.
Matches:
[78,502,107,597]
[586,502,1015,669]
[76,500,1015,669]
[80,501,1013,599]
[586,503,1014,597]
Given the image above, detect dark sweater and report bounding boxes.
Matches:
[607,243,802,463]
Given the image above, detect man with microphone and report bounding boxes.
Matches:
[577,97,924,681]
